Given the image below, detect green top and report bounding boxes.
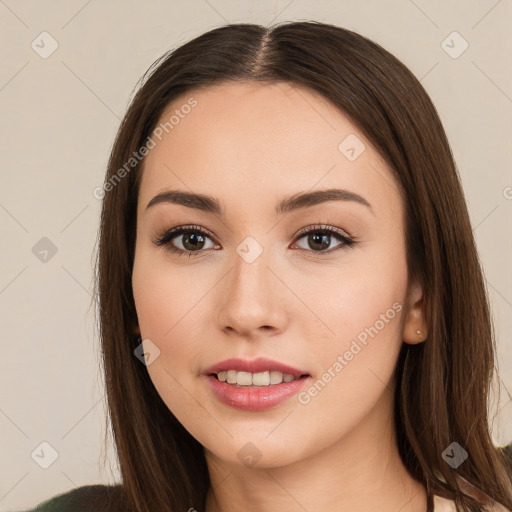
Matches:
[24,484,126,511]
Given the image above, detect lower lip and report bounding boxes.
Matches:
[205,374,311,411]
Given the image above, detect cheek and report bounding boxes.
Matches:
[132,247,207,340]
[131,251,212,395]
[309,233,408,347]
[296,238,408,411]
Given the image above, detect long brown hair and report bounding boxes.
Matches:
[94,21,512,512]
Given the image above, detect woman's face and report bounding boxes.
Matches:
[132,81,425,468]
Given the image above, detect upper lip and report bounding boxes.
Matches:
[202,357,310,379]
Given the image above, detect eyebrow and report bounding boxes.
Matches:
[146,188,373,216]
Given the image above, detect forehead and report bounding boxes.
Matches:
[138,81,402,220]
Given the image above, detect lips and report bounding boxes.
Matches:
[202,357,310,379]
[202,357,311,411]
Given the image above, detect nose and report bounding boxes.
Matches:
[216,249,289,339]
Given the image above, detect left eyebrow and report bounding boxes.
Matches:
[145,188,374,216]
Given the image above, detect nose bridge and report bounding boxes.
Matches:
[229,238,274,304]
[217,238,287,335]
[233,240,268,289]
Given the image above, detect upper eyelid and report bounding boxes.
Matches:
[294,224,352,239]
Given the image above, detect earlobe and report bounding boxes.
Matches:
[402,280,428,345]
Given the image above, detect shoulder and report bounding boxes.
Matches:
[26,484,127,512]
[433,494,509,512]
[433,495,456,512]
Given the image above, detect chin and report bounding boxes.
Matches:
[202,430,313,470]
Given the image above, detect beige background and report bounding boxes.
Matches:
[0,1,511,510]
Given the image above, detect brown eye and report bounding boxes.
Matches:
[178,231,207,251]
[292,225,356,254]
[154,225,218,257]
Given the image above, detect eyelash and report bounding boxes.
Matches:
[152,223,357,259]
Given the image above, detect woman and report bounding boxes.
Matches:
[29,20,512,512]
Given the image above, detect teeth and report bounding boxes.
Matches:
[252,371,269,386]
[237,371,253,386]
[270,371,283,384]
[216,370,299,386]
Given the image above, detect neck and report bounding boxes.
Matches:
[204,388,427,512]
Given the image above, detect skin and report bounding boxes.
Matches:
[132,81,429,512]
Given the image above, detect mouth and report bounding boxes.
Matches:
[202,357,311,411]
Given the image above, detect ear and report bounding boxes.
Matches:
[133,321,141,337]
[402,279,428,345]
